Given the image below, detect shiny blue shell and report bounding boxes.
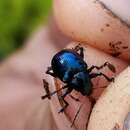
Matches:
[51,49,87,82]
[51,49,92,95]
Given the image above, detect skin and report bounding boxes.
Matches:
[88,67,130,130]
[0,1,129,130]
[50,43,128,130]
[100,0,130,25]
[53,0,130,61]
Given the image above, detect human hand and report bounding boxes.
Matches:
[51,0,130,130]
[0,1,129,130]
[0,21,70,130]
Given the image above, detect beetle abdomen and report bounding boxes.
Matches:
[51,49,87,82]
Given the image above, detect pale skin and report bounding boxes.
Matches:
[0,1,129,130]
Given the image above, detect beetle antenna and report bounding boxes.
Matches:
[71,104,83,127]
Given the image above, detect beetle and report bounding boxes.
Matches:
[41,44,116,125]
[42,44,116,109]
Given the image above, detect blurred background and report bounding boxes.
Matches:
[0,0,52,61]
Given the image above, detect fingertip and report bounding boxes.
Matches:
[53,0,130,61]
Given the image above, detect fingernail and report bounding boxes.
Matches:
[124,112,130,130]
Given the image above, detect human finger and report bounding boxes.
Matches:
[88,67,130,130]
[53,0,130,61]
[50,42,128,130]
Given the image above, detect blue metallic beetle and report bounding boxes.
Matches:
[42,44,116,113]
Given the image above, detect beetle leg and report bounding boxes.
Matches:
[88,62,116,73]
[71,104,83,127]
[73,44,84,58]
[58,99,69,113]
[58,87,73,113]
[42,79,51,99]
[89,72,114,82]
[46,66,56,77]
[79,47,84,58]
[69,94,80,102]
[73,44,81,51]
[41,82,68,100]
[93,85,107,90]
[86,96,96,129]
